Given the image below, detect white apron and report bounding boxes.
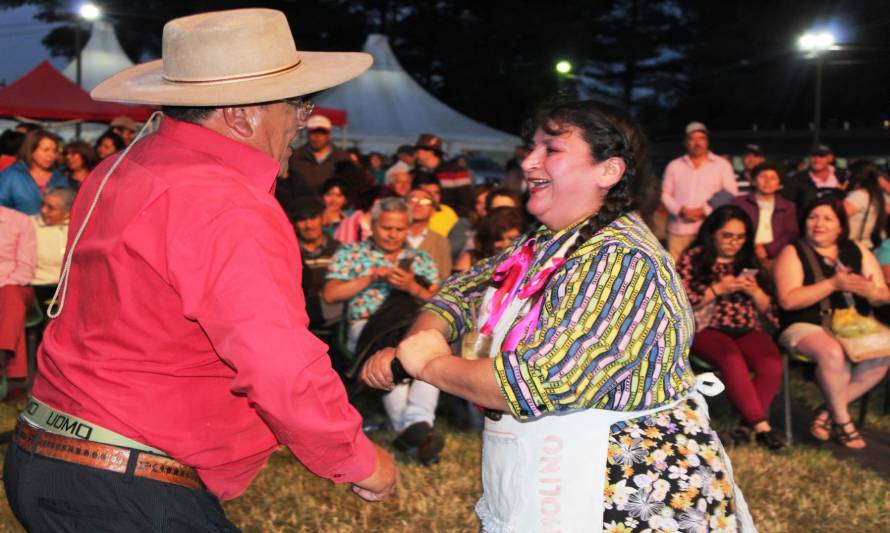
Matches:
[471,282,757,533]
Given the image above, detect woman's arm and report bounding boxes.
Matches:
[773,244,837,311]
[395,329,508,411]
[857,244,890,306]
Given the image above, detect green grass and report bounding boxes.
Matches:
[0,370,888,532]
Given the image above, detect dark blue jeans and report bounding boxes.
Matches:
[4,441,240,532]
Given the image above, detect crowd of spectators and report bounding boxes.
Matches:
[1,111,889,458]
[663,120,890,451]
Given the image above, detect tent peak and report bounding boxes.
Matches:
[363,34,405,72]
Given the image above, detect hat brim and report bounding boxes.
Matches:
[91,51,372,106]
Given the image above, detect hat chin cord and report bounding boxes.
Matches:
[47,111,165,319]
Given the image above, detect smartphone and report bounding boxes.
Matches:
[739,268,758,278]
[398,257,413,271]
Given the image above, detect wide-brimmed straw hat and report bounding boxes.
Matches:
[91,8,372,106]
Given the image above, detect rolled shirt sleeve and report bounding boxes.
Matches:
[168,206,376,484]
[494,244,691,420]
[660,162,682,216]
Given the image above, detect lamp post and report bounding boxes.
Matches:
[74,2,101,138]
[798,31,835,146]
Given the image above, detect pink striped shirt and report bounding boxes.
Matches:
[661,152,737,235]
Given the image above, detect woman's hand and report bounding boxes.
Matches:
[739,275,763,297]
[359,348,396,391]
[713,275,747,295]
[396,329,452,380]
[833,271,874,297]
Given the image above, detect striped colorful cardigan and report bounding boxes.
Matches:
[424,212,696,420]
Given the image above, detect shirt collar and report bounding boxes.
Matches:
[156,117,281,193]
[682,151,718,165]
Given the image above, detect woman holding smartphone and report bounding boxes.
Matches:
[677,205,786,450]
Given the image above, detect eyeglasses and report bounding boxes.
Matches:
[718,231,746,242]
[407,197,433,206]
[284,98,316,126]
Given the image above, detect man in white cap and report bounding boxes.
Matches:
[287,113,351,194]
[3,9,396,531]
[660,121,737,259]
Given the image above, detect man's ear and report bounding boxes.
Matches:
[219,106,257,139]
[595,157,626,188]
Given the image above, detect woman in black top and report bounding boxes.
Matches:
[774,196,890,448]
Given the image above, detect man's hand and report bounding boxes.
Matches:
[396,329,452,379]
[754,244,768,262]
[385,267,417,293]
[359,348,397,391]
[680,206,706,222]
[352,445,398,502]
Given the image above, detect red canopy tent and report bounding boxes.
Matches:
[0,61,348,129]
[0,61,153,121]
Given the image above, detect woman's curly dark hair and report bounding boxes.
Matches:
[522,99,655,249]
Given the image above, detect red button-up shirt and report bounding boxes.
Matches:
[32,117,376,499]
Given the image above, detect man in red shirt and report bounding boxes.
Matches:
[3,8,396,531]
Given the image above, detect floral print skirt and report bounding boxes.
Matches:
[603,398,739,533]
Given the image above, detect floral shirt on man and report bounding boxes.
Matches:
[326,239,438,322]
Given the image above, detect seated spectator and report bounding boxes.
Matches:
[288,196,343,330]
[30,188,75,309]
[384,161,413,197]
[63,140,99,187]
[732,161,797,272]
[0,130,70,215]
[677,205,785,450]
[320,177,351,239]
[485,187,521,212]
[367,151,387,185]
[0,130,24,173]
[844,160,886,249]
[413,174,458,237]
[95,130,126,160]
[324,197,443,464]
[0,206,37,387]
[394,144,415,167]
[774,196,890,449]
[324,196,439,350]
[448,185,492,263]
[455,207,525,271]
[406,188,452,282]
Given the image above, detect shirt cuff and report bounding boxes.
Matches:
[322,431,377,485]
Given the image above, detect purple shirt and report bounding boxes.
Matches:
[661,152,737,235]
[0,206,36,287]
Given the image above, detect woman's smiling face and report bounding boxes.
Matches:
[521,124,606,231]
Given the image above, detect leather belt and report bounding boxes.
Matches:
[14,418,204,491]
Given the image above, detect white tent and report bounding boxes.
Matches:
[315,34,520,155]
[63,21,134,92]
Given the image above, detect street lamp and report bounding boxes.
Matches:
[798,31,835,145]
[555,60,573,75]
[74,3,101,138]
